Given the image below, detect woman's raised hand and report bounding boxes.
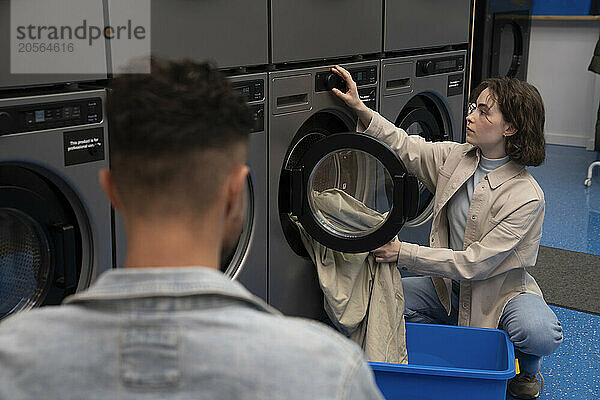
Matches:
[330,65,362,111]
[330,65,374,127]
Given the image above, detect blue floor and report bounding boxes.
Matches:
[528,145,600,256]
[508,306,600,400]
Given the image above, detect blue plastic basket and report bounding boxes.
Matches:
[369,323,515,400]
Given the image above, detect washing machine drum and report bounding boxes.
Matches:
[0,165,82,320]
[281,132,419,253]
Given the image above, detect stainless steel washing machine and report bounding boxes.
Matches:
[470,0,532,88]
[113,73,268,301]
[0,89,113,320]
[384,0,472,53]
[270,0,382,64]
[150,0,268,69]
[379,50,467,246]
[269,61,421,319]
[0,0,108,90]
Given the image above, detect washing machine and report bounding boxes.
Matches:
[268,60,421,319]
[0,0,108,90]
[0,89,113,320]
[270,0,382,64]
[470,0,532,88]
[379,50,467,246]
[113,73,268,301]
[384,0,472,53]
[150,0,268,69]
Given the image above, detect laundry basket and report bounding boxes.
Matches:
[369,322,515,400]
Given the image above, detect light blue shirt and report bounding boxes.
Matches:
[0,267,383,400]
[447,155,510,251]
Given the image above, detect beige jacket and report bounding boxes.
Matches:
[359,111,544,329]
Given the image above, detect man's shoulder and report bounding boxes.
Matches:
[241,309,365,361]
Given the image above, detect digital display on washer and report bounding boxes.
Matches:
[436,60,456,70]
[34,110,45,123]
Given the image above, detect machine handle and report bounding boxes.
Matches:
[290,168,304,217]
[51,223,78,291]
[404,175,420,219]
[276,93,308,108]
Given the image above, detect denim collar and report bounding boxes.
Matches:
[64,267,279,315]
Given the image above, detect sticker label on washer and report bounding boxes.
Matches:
[63,127,105,166]
[447,74,464,97]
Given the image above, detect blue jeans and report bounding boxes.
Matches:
[403,276,563,375]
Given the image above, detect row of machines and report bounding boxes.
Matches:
[0,0,531,321]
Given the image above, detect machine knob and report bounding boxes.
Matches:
[325,73,344,91]
[421,61,434,75]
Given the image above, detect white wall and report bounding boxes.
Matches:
[527,20,600,149]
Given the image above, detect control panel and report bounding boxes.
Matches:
[416,55,465,77]
[315,66,377,93]
[232,79,265,134]
[232,80,265,103]
[0,97,102,136]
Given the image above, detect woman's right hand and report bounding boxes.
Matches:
[330,65,373,127]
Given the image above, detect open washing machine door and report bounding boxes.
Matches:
[280,130,419,253]
[395,95,450,228]
[0,165,87,319]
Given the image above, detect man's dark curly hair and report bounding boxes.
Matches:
[107,58,252,216]
[470,78,546,166]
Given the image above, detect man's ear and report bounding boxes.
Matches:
[98,169,123,211]
[224,165,249,215]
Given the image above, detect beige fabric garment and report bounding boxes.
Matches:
[294,188,407,364]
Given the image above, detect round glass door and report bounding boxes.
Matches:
[0,208,53,318]
[308,149,393,238]
[395,95,450,227]
[283,132,418,253]
[496,21,523,78]
[221,177,253,278]
[0,165,83,320]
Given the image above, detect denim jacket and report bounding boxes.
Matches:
[0,267,383,400]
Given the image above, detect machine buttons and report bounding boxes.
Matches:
[250,104,264,133]
[315,72,347,92]
[0,97,102,135]
[315,67,377,93]
[350,66,377,85]
[233,80,264,103]
[421,61,435,75]
[417,55,465,77]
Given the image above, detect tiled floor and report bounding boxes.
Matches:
[508,306,600,400]
[503,145,600,399]
[528,145,600,256]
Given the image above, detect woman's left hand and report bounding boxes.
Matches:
[372,240,401,263]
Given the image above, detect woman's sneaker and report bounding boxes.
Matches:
[508,371,544,399]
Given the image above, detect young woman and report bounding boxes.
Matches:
[332,65,562,400]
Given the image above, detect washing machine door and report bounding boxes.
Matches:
[491,13,529,80]
[282,132,419,253]
[0,165,82,320]
[395,96,450,228]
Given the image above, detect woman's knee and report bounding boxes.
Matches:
[502,294,563,356]
[519,322,562,356]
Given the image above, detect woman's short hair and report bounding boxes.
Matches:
[470,77,546,166]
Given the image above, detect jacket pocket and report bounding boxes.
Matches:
[120,326,181,389]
